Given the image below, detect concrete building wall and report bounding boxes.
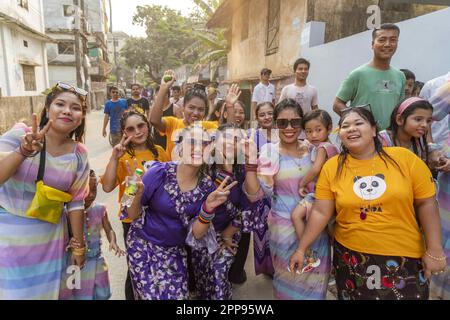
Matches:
[227,0,308,82]
[302,7,450,127]
[48,65,77,86]
[0,96,45,134]
[1,0,45,33]
[43,0,80,31]
[306,0,447,43]
[0,0,49,96]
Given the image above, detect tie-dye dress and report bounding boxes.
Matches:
[60,203,111,300]
[245,142,331,299]
[429,82,450,299]
[0,123,90,300]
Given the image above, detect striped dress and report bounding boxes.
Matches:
[0,123,90,300]
[60,203,111,300]
[429,81,450,299]
[431,139,450,299]
[261,143,331,300]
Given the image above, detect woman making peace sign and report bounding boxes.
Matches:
[124,125,238,300]
[0,83,90,299]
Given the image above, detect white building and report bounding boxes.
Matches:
[0,0,52,96]
[107,31,128,64]
[43,0,90,89]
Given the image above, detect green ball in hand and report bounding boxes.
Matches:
[163,75,173,82]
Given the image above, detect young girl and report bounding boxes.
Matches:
[0,83,89,299]
[290,110,339,243]
[101,110,169,300]
[60,170,125,300]
[379,97,433,164]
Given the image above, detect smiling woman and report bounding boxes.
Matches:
[0,83,91,299]
[295,107,446,300]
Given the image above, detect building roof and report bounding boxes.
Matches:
[206,0,233,29]
[0,12,55,42]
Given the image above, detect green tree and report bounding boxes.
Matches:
[121,5,197,83]
[187,0,229,81]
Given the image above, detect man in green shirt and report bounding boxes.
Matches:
[333,24,405,130]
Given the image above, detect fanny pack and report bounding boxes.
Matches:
[25,141,72,224]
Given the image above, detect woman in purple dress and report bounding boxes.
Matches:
[188,123,262,299]
[124,125,238,300]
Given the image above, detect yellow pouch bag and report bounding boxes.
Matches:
[24,140,72,224]
[25,181,72,224]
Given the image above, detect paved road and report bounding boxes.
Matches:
[85,110,335,300]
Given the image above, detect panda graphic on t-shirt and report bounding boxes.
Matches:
[353,174,387,200]
[352,174,386,215]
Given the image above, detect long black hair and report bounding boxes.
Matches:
[274,98,304,120]
[337,108,403,178]
[387,98,433,164]
[120,111,159,159]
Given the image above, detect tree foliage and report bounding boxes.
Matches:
[121,5,197,82]
[121,1,229,83]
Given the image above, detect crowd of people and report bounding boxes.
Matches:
[0,23,448,301]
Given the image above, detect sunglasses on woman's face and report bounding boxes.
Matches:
[275,118,302,129]
[124,122,147,134]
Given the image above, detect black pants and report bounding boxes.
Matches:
[122,222,135,301]
[228,232,251,283]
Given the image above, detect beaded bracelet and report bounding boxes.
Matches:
[198,202,215,224]
[425,251,447,262]
[215,170,233,187]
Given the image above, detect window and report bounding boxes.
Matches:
[266,0,280,56]
[23,40,28,47]
[17,0,28,10]
[63,5,76,17]
[58,41,75,55]
[22,65,36,91]
[241,2,249,41]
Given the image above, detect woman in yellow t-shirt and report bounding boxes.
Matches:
[101,110,168,300]
[291,107,446,300]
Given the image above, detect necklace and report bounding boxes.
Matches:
[347,155,377,221]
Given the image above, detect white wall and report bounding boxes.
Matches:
[49,65,77,86]
[301,7,450,126]
[1,0,45,33]
[0,0,49,96]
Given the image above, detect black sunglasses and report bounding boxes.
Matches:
[275,118,302,129]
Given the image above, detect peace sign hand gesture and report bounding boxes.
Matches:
[112,135,133,160]
[21,114,52,156]
[225,84,242,107]
[204,176,238,212]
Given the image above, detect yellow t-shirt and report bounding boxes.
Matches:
[315,147,435,258]
[160,116,218,160]
[116,146,169,223]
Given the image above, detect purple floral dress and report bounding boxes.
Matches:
[126,162,215,300]
[187,169,260,300]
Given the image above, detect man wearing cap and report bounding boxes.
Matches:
[251,68,276,118]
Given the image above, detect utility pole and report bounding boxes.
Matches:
[108,0,119,85]
[74,0,82,88]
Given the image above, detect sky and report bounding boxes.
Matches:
[109,0,195,37]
